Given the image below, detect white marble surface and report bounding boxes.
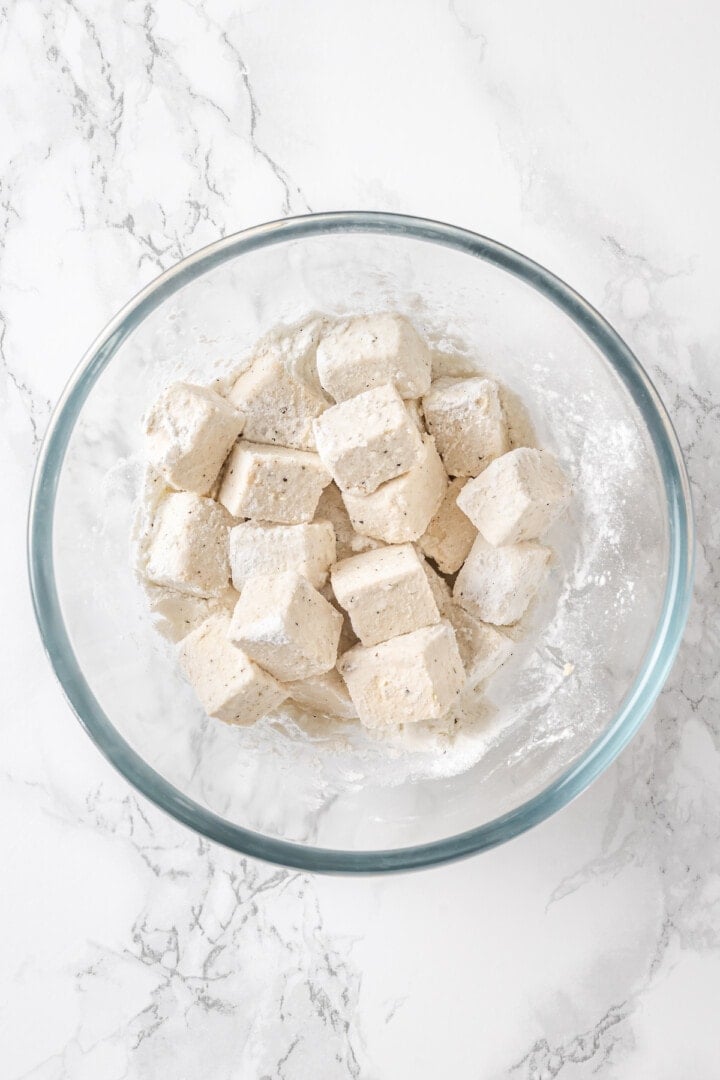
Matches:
[2,1,718,1076]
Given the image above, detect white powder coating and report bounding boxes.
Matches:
[228,520,336,590]
[313,483,382,561]
[145,491,231,598]
[144,382,244,495]
[454,534,551,625]
[218,441,331,523]
[316,312,431,401]
[178,614,288,725]
[342,434,447,543]
[338,621,465,729]
[228,570,343,681]
[312,383,424,495]
[422,376,509,477]
[457,447,570,545]
[417,476,478,574]
[447,604,513,689]
[145,583,239,643]
[228,346,329,452]
[331,544,440,647]
[286,669,358,721]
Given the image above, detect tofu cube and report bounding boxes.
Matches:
[286,669,357,721]
[316,313,431,401]
[314,483,382,561]
[457,447,570,545]
[338,621,465,729]
[417,476,478,573]
[228,520,335,590]
[342,434,447,544]
[228,348,328,451]
[228,571,343,681]
[454,535,550,625]
[422,376,509,477]
[144,382,244,496]
[145,584,239,643]
[447,604,513,689]
[218,441,330,523]
[144,492,231,598]
[313,384,424,495]
[331,544,440,647]
[179,614,287,725]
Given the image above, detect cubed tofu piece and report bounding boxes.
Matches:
[312,384,424,495]
[286,669,358,721]
[419,556,452,616]
[417,477,478,573]
[447,604,513,689]
[143,382,244,495]
[228,520,335,590]
[178,614,288,725]
[454,535,550,624]
[338,621,465,729]
[218,441,330,523]
[144,492,231,598]
[314,484,382,561]
[316,313,431,401]
[331,544,440,647]
[342,434,447,544]
[228,571,343,681]
[422,376,509,477]
[456,447,570,545]
[145,583,239,643]
[228,348,328,451]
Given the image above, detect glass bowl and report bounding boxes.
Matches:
[28,212,693,873]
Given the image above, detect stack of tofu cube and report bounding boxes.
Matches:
[140,313,569,735]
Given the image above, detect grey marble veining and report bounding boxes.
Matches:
[2,1,719,1076]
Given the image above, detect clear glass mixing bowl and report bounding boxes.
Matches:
[28,213,693,872]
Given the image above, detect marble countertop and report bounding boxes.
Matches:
[3,2,718,1076]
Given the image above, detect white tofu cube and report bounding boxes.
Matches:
[228,571,342,681]
[316,313,431,401]
[218,441,330,523]
[342,434,447,544]
[453,535,550,624]
[331,544,440,647]
[338,621,465,729]
[228,348,328,451]
[286,669,357,721]
[422,376,509,477]
[457,447,570,545]
[312,384,424,495]
[144,382,244,495]
[145,584,239,643]
[314,484,382,561]
[447,604,513,689]
[228,520,335,590]
[417,476,478,573]
[144,492,231,598]
[179,614,287,725]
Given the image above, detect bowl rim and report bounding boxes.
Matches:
[27,211,694,874]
